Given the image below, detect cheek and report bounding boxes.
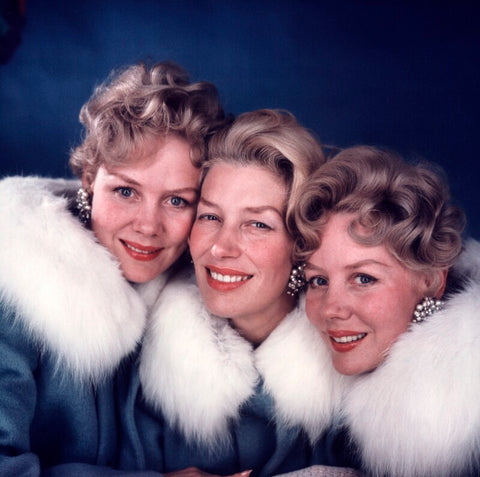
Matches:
[91,207,126,242]
[91,206,117,246]
[305,293,324,327]
[261,244,292,279]
[168,213,195,243]
[91,193,128,227]
[265,236,293,265]
[188,225,210,259]
[370,298,412,348]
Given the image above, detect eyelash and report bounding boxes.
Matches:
[169,196,189,208]
[354,274,377,285]
[197,214,272,231]
[307,276,328,289]
[114,187,135,199]
[251,221,271,230]
[198,213,219,222]
[307,273,378,289]
[113,188,190,208]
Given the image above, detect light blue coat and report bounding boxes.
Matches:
[116,272,348,476]
[0,177,163,476]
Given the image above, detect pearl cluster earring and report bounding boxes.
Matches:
[76,188,92,225]
[412,296,445,323]
[286,263,306,296]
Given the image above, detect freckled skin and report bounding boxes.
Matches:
[89,135,200,283]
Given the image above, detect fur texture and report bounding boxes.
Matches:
[0,176,150,382]
[139,273,344,450]
[342,241,480,477]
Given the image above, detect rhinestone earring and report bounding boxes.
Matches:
[412,296,444,323]
[286,263,306,296]
[76,188,92,225]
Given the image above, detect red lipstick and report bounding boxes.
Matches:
[121,240,162,262]
[327,330,367,353]
[205,265,252,292]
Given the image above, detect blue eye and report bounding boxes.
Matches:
[354,274,377,285]
[253,222,269,229]
[198,213,219,221]
[308,276,328,289]
[114,187,134,198]
[170,196,187,207]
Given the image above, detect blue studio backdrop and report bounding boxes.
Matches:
[1,0,479,238]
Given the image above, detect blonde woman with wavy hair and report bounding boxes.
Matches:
[0,60,226,475]
[116,110,355,477]
[294,145,480,477]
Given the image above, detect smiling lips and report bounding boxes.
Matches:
[328,331,367,352]
[121,240,162,262]
[206,266,253,291]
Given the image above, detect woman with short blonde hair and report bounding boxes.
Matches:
[294,145,480,477]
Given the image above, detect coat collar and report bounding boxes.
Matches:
[342,239,480,477]
[0,176,154,382]
[139,271,343,449]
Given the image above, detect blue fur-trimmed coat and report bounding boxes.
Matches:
[0,176,165,476]
[330,239,480,477]
[116,271,347,477]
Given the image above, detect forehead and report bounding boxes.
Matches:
[201,162,287,204]
[308,213,395,266]
[105,135,197,177]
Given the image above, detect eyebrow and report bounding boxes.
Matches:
[198,197,284,217]
[107,172,199,195]
[306,259,391,272]
[347,260,391,270]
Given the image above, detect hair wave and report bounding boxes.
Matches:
[70,61,227,185]
[293,145,465,271]
[204,109,325,236]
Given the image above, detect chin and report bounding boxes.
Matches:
[203,300,234,319]
[122,267,159,284]
[333,360,368,376]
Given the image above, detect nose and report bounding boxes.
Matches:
[210,224,241,259]
[133,201,164,237]
[323,284,351,321]
[307,282,351,325]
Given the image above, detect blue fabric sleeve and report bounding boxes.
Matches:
[42,463,162,476]
[0,306,164,476]
[0,306,40,475]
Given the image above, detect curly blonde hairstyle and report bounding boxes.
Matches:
[293,145,465,271]
[69,61,227,186]
[204,109,325,232]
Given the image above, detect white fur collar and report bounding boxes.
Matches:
[0,176,150,382]
[342,240,480,477]
[139,272,343,449]
[452,238,480,283]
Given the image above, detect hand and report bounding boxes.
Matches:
[164,467,252,477]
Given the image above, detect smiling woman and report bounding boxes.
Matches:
[304,212,441,376]
[89,134,199,283]
[190,162,294,344]
[0,60,226,475]
[293,145,480,477]
[116,109,355,476]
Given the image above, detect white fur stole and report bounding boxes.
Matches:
[139,275,343,450]
[0,176,149,382]
[343,244,480,476]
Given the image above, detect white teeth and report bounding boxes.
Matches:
[124,242,156,254]
[332,333,367,344]
[210,270,251,283]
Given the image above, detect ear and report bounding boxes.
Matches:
[422,269,448,298]
[81,170,90,190]
[82,169,96,191]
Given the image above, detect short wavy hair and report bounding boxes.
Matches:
[204,109,325,234]
[70,61,227,186]
[293,145,465,271]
